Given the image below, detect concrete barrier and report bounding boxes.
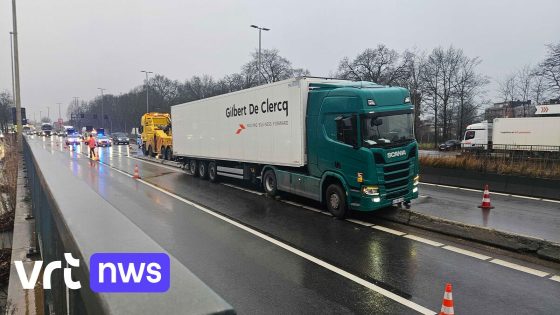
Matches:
[17,138,235,315]
[375,207,560,262]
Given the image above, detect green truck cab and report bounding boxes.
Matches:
[266,81,419,218]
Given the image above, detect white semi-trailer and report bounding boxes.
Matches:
[462,117,560,151]
[171,77,419,217]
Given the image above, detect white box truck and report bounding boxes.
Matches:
[462,117,560,151]
[172,77,419,217]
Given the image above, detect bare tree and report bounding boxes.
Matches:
[337,44,409,85]
[422,46,465,143]
[400,49,425,139]
[150,74,180,107]
[538,42,560,97]
[498,73,517,102]
[531,71,549,105]
[0,91,13,131]
[516,65,534,116]
[454,57,489,138]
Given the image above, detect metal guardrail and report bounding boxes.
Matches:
[462,143,560,153]
[20,137,235,314]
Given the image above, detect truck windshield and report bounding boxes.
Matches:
[361,112,414,147]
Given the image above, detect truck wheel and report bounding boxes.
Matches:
[325,184,347,218]
[198,161,208,179]
[148,146,154,157]
[160,146,166,159]
[189,160,198,177]
[165,147,172,161]
[142,144,147,155]
[208,162,218,182]
[263,170,278,196]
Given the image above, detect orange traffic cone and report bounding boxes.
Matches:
[478,184,494,209]
[439,283,454,315]
[133,164,141,179]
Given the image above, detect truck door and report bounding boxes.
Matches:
[319,113,362,187]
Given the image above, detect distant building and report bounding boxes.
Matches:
[484,100,534,121]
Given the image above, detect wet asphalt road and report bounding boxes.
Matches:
[32,137,560,314]
[414,184,560,242]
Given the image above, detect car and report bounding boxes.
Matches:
[65,133,81,145]
[439,139,461,151]
[96,135,112,147]
[111,132,130,145]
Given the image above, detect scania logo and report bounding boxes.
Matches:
[387,150,406,158]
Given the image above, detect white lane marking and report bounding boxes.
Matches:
[372,225,407,236]
[346,219,374,227]
[457,187,479,192]
[442,245,491,260]
[490,259,549,277]
[136,178,436,314]
[404,234,444,247]
[505,194,540,201]
[281,200,322,213]
[550,275,560,283]
[542,199,560,204]
[127,155,185,173]
[419,182,559,203]
[221,183,263,195]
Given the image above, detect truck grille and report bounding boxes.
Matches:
[382,160,411,196]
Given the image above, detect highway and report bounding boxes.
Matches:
[32,136,560,314]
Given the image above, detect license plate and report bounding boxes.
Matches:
[392,197,404,205]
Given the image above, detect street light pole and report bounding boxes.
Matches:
[57,102,62,129]
[98,88,106,128]
[9,32,16,108]
[11,0,22,141]
[250,25,270,85]
[141,70,153,113]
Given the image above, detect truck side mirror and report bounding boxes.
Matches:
[139,126,143,133]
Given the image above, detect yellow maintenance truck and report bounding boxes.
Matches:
[140,112,173,160]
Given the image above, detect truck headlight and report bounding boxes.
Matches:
[404,96,411,104]
[413,175,420,186]
[362,185,379,196]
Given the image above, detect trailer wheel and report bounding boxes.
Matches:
[198,161,208,179]
[325,184,347,219]
[189,160,198,177]
[263,170,278,196]
[208,162,218,182]
[161,146,166,159]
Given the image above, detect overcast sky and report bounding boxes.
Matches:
[1,0,559,120]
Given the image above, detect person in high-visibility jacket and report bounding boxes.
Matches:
[87,135,97,159]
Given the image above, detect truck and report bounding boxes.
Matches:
[140,112,173,159]
[171,77,419,218]
[461,117,560,152]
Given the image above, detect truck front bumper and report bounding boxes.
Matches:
[349,187,419,212]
